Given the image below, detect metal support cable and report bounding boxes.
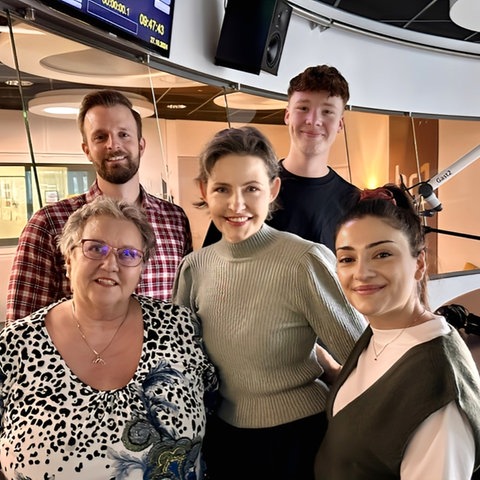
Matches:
[6,9,43,210]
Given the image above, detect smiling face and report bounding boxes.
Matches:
[82,104,145,184]
[335,215,426,328]
[285,90,344,159]
[201,154,281,244]
[66,215,144,308]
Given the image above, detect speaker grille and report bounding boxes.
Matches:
[261,1,292,75]
[215,0,292,76]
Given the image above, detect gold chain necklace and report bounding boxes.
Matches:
[71,300,130,365]
[372,309,426,361]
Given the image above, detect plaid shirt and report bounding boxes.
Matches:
[6,182,192,323]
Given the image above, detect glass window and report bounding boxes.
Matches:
[0,166,26,243]
[0,164,95,246]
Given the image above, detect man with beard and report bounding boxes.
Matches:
[6,90,192,323]
[202,65,359,252]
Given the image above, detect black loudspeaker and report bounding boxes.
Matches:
[215,0,292,76]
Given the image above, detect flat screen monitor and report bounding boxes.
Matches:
[40,0,175,57]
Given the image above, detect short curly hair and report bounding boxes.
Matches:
[59,196,156,264]
[288,65,350,105]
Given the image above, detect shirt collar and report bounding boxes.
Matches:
[86,181,151,208]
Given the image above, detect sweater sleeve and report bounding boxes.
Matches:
[295,243,367,364]
[171,255,196,312]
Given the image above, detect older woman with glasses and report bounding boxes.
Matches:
[0,196,217,480]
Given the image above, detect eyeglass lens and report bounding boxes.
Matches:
[82,240,143,266]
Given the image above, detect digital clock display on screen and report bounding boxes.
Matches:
[42,0,175,57]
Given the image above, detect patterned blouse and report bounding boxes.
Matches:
[0,295,217,480]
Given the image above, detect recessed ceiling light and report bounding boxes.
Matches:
[450,0,480,31]
[0,26,44,35]
[5,79,34,87]
[0,22,202,89]
[28,89,154,119]
[44,106,79,115]
[213,92,287,110]
[166,104,187,109]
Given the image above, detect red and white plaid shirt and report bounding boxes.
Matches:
[6,182,192,323]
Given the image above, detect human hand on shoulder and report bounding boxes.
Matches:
[315,344,342,385]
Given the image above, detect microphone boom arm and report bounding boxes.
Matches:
[427,144,480,190]
[416,144,480,215]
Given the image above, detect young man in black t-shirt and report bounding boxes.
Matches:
[202,65,359,252]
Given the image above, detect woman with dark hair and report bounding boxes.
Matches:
[315,184,480,479]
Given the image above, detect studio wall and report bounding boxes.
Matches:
[166,0,480,118]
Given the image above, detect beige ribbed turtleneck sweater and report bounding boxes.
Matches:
[172,224,366,428]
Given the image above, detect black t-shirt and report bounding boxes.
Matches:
[202,161,359,252]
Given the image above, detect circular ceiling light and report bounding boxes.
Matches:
[0,22,202,89]
[450,0,480,32]
[213,92,287,110]
[5,79,34,87]
[166,104,187,109]
[28,89,155,119]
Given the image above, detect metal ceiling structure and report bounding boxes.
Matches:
[313,0,480,43]
[0,0,478,124]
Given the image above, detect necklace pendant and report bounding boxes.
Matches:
[92,356,106,365]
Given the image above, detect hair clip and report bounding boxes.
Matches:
[359,187,397,205]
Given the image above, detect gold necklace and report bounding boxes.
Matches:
[372,309,426,361]
[71,300,130,365]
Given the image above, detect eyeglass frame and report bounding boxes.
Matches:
[73,239,145,267]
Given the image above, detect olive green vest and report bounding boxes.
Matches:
[315,328,480,480]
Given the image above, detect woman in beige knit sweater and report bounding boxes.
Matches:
[172,126,365,480]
